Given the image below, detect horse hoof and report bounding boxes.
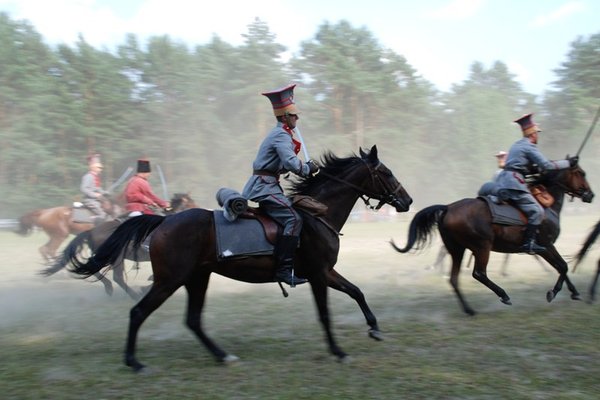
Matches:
[368,329,384,341]
[571,294,582,301]
[546,290,556,303]
[127,360,146,372]
[500,297,512,305]
[465,308,477,316]
[221,354,240,364]
[337,354,351,364]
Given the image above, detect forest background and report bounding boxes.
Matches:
[1,13,599,217]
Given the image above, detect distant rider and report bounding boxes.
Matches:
[80,153,109,223]
[495,113,578,254]
[124,159,170,215]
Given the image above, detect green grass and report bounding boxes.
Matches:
[1,212,599,399]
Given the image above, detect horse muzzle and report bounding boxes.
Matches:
[391,196,413,212]
[582,190,594,203]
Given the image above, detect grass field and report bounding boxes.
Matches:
[1,211,599,399]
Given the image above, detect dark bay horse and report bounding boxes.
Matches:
[40,193,197,300]
[16,197,122,262]
[67,145,412,371]
[391,165,593,315]
[573,219,600,302]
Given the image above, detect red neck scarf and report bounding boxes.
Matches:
[282,124,301,155]
[92,172,101,187]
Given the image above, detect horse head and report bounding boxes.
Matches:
[100,196,123,217]
[290,145,412,215]
[541,164,594,203]
[562,164,594,203]
[357,145,413,212]
[171,193,197,212]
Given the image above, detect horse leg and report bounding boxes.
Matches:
[42,234,67,263]
[39,235,63,263]
[327,269,382,341]
[445,244,475,315]
[538,245,581,302]
[589,259,600,303]
[310,274,347,360]
[111,260,143,301]
[124,281,181,372]
[427,246,447,272]
[184,271,237,363]
[470,248,512,306]
[95,272,114,296]
[500,253,510,277]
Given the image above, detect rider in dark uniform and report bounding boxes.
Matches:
[242,84,319,287]
[495,113,578,254]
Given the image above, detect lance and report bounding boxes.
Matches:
[156,164,169,200]
[293,126,311,162]
[575,105,600,157]
[107,166,133,193]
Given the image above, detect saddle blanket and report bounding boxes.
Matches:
[213,210,274,259]
[478,196,559,227]
[71,207,96,223]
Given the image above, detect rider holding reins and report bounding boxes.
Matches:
[495,113,578,254]
[242,84,319,287]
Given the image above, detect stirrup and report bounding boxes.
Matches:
[520,241,546,255]
[275,270,307,288]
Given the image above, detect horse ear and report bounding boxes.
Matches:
[359,147,367,158]
[369,145,378,161]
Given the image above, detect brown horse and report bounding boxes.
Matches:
[573,219,600,302]
[15,197,121,262]
[40,193,197,299]
[391,165,593,315]
[66,145,413,371]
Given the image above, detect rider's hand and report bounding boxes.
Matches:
[307,160,319,175]
[568,155,579,167]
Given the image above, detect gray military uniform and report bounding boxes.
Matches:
[495,137,569,224]
[80,172,107,218]
[242,122,312,236]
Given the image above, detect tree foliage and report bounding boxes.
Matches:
[0,12,598,216]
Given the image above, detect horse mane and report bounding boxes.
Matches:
[288,151,363,197]
[171,193,193,210]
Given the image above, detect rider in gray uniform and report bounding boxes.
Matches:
[80,153,109,222]
[495,113,578,254]
[242,84,319,287]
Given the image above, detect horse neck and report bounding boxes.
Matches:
[309,176,368,231]
[322,192,361,230]
[546,183,566,215]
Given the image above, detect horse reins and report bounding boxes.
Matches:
[316,160,404,210]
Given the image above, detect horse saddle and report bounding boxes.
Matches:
[71,202,98,223]
[478,196,559,227]
[213,193,329,260]
[213,208,279,259]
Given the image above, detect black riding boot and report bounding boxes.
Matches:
[519,224,546,254]
[275,235,307,287]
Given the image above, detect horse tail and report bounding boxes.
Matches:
[573,220,600,272]
[40,230,92,276]
[68,215,165,278]
[390,204,448,253]
[15,210,40,236]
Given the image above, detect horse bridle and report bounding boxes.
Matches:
[545,167,593,202]
[317,159,405,210]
